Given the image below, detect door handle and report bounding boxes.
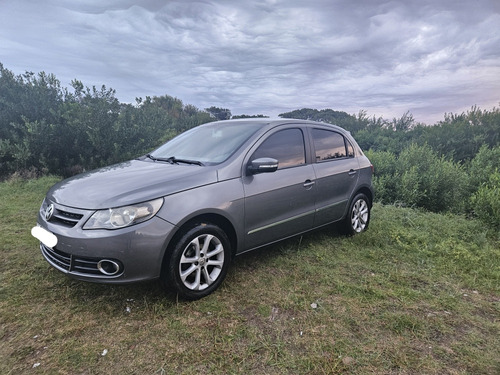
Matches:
[303,180,315,189]
[348,169,357,176]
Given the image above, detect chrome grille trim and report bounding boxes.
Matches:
[50,208,84,227]
[40,243,123,278]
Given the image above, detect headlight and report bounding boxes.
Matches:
[83,198,164,230]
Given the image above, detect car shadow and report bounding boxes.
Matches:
[51,223,346,308]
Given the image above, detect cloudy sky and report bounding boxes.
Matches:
[1,0,499,124]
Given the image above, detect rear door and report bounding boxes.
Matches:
[242,127,316,250]
[310,128,360,226]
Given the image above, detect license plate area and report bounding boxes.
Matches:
[32,226,58,248]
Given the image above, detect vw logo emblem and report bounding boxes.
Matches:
[45,204,55,221]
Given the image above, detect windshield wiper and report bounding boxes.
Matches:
[146,154,204,166]
[166,156,204,166]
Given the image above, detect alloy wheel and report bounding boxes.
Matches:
[179,234,225,291]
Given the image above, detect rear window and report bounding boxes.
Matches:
[312,129,348,161]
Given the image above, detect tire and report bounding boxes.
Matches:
[162,223,231,300]
[342,193,371,235]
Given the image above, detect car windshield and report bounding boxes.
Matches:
[150,122,265,165]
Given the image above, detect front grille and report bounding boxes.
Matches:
[50,208,83,228]
[40,243,122,277]
[42,243,71,270]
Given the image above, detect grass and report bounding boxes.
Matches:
[1,176,499,374]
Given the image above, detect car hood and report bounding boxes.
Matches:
[47,160,218,209]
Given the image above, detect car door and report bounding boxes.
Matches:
[310,128,360,226]
[242,127,316,250]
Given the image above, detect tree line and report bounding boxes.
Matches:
[0,63,217,178]
[1,63,499,226]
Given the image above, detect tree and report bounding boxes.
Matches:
[0,64,66,176]
[389,111,416,132]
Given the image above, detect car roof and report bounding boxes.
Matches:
[208,118,347,133]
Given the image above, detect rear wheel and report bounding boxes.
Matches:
[342,193,371,235]
[162,223,231,300]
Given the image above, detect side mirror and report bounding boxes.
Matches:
[248,157,279,174]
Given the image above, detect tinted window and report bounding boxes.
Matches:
[252,129,305,169]
[312,129,347,161]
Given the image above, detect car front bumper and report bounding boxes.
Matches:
[34,200,176,284]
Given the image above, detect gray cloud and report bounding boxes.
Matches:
[1,0,499,123]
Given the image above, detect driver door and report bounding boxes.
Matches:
[242,127,316,250]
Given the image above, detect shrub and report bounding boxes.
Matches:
[367,145,469,213]
[468,145,500,191]
[471,171,500,228]
[365,150,398,204]
[396,144,469,212]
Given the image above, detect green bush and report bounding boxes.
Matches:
[365,150,398,204]
[468,145,500,190]
[398,144,469,212]
[368,145,469,213]
[471,171,500,228]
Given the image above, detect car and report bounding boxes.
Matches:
[32,118,374,299]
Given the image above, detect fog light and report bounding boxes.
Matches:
[97,260,121,276]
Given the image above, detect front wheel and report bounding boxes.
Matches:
[161,223,231,300]
[342,193,371,235]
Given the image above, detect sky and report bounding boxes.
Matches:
[1,0,499,124]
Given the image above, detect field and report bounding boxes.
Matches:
[1,177,499,374]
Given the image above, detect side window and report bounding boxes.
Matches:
[251,129,305,169]
[312,129,349,161]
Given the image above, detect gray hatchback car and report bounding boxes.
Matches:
[32,119,373,299]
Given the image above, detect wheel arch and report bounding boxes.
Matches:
[354,186,374,207]
[164,213,238,260]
